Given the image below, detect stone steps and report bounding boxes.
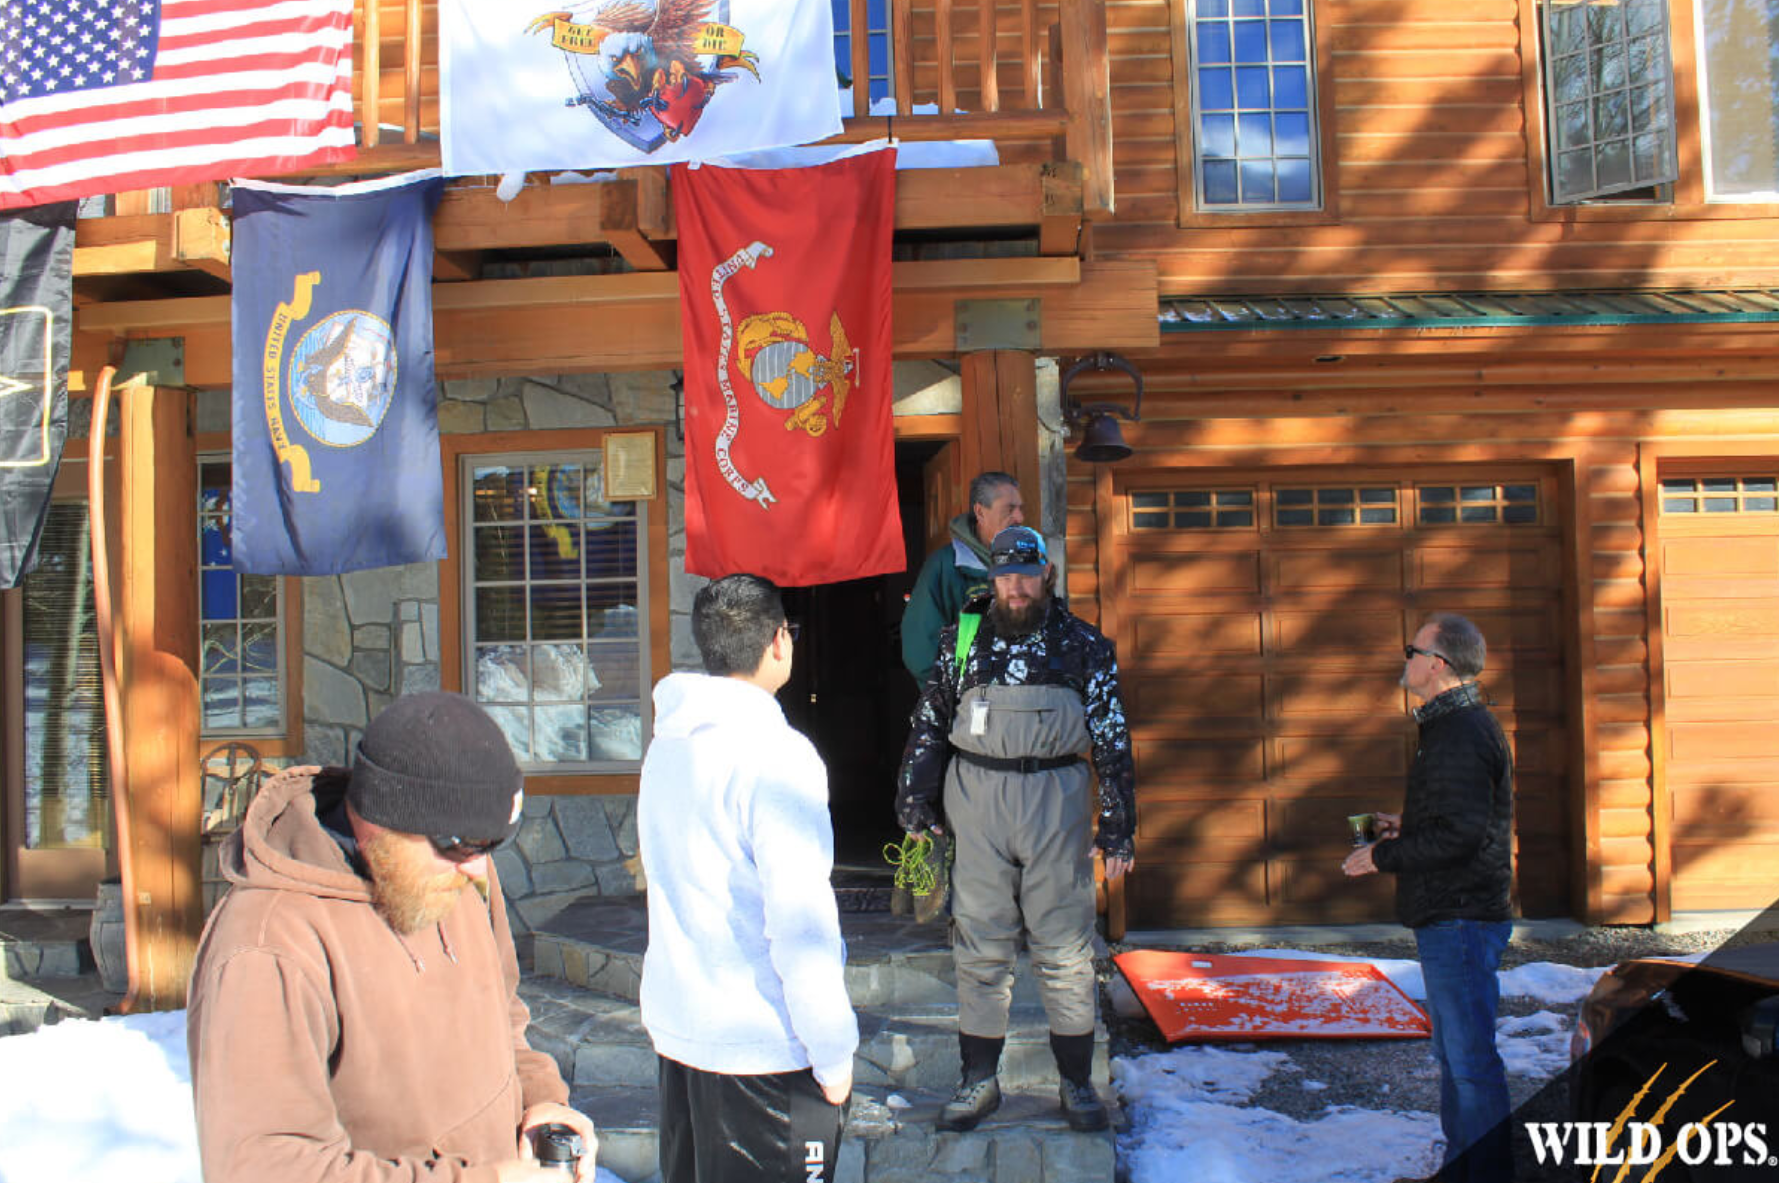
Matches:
[562,1082,1118,1183]
[520,895,1119,1183]
[0,909,115,1037]
[522,978,1107,1094]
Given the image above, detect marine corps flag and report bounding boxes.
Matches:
[0,201,75,588]
[674,147,903,585]
[229,172,447,575]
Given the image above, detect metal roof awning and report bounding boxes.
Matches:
[1159,289,1779,331]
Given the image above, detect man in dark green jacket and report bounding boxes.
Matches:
[900,471,1024,685]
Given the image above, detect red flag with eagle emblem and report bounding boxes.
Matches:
[674,147,903,586]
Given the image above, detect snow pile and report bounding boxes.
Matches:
[0,1011,626,1183]
[1113,1044,1444,1183]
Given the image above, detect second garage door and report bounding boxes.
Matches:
[1110,466,1571,929]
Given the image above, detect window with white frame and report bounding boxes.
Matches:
[1694,0,1779,200]
[1541,0,1680,202]
[1186,0,1321,210]
[464,452,648,771]
[833,0,893,107]
[198,457,286,734]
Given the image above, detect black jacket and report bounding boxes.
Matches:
[1371,684,1514,929]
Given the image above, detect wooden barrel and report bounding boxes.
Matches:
[89,878,127,993]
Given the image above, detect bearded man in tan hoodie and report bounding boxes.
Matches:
[186,692,597,1183]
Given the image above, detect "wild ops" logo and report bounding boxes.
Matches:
[1525,1061,1775,1178]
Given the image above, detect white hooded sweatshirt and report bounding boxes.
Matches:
[637,671,859,1086]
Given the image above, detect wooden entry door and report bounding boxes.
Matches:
[2,495,114,901]
[1112,466,1571,928]
[1653,468,1779,913]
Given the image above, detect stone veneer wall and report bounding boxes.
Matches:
[196,359,1066,932]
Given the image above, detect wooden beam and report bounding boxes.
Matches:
[171,207,230,280]
[76,258,1159,382]
[118,384,201,1010]
[1059,0,1115,218]
[432,250,482,282]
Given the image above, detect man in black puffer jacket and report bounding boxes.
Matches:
[1344,612,1514,1183]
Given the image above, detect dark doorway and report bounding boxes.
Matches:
[779,439,946,868]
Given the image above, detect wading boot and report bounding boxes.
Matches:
[1051,1031,1108,1132]
[936,1032,1005,1132]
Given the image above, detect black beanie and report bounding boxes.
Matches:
[348,692,524,842]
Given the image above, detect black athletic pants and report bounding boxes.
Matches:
[656,1056,847,1183]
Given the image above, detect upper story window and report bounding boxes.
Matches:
[463,453,648,771]
[198,459,287,735]
[833,0,893,107]
[1695,0,1779,200]
[1541,0,1680,203]
[1187,0,1321,210]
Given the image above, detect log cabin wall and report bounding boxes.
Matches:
[1062,337,1779,930]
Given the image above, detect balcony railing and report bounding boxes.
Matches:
[348,0,1113,216]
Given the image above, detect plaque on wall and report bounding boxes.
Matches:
[604,432,657,500]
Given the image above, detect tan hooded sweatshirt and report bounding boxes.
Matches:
[186,766,568,1183]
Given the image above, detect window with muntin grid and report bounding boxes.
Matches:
[1131,489,1257,531]
[1659,476,1779,515]
[1417,483,1540,525]
[1274,486,1399,527]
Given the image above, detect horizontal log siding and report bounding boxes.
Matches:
[1065,374,1779,924]
[1095,0,1779,294]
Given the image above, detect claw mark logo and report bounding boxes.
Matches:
[262,274,399,496]
[708,239,860,511]
[527,1,761,153]
[1525,1061,1773,1177]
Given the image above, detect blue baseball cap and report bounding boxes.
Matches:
[989,526,1048,576]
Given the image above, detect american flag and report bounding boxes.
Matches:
[0,0,355,210]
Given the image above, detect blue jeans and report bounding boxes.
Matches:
[1415,918,1513,1183]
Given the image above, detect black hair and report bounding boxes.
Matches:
[692,574,786,677]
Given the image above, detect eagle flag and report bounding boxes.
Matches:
[674,147,903,586]
[0,0,355,211]
[0,200,74,587]
[229,171,447,575]
[439,0,843,176]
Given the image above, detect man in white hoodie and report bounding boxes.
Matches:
[638,573,859,1183]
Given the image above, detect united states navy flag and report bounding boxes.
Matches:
[229,172,447,575]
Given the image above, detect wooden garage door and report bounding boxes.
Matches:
[1656,471,1779,913]
[1113,467,1570,928]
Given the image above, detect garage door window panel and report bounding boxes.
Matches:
[1131,488,1256,531]
[1660,476,1779,515]
[1275,486,1399,527]
[1417,484,1540,525]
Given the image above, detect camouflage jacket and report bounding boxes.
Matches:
[895,595,1137,858]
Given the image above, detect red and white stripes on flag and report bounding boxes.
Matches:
[0,0,356,211]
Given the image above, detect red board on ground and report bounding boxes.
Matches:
[1113,950,1432,1043]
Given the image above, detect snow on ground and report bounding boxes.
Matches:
[0,952,1610,1183]
[1112,952,1613,1183]
[0,1011,624,1183]
[1114,1044,1445,1183]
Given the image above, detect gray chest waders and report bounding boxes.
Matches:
[942,676,1098,1040]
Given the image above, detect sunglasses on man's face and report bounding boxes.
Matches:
[429,835,503,863]
[1403,644,1451,666]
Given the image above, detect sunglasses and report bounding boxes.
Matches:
[1403,644,1452,665]
[781,621,801,641]
[429,835,503,863]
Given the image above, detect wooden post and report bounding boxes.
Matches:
[1059,0,1114,218]
[360,0,381,148]
[936,0,956,116]
[977,0,999,113]
[892,0,913,114]
[850,0,872,116]
[958,351,1041,530]
[403,0,423,142]
[118,384,201,1011]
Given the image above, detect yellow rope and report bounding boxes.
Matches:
[884,833,939,898]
